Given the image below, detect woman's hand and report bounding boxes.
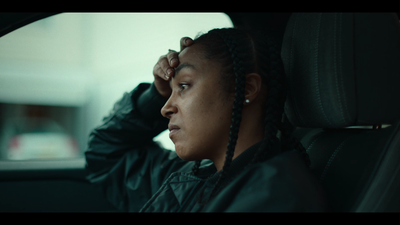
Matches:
[153,37,194,99]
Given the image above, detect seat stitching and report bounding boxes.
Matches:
[306,136,320,153]
[314,13,334,127]
[289,13,305,125]
[339,13,351,123]
[333,13,346,125]
[319,136,352,182]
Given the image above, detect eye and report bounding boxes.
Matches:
[179,83,189,91]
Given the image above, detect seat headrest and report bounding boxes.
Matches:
[281,13,400,128]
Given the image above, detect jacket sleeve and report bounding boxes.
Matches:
[85,82,191,212]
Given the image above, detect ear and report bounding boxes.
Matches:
[244,73,263,104]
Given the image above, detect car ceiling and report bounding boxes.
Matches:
[0,12,399,49]
[0,12,290,37]
[0,12,59,37]
[0,12,287,53]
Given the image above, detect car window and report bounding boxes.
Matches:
[0,13,233,161]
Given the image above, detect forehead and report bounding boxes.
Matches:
[176,44,220,73]
[177,44,205,64]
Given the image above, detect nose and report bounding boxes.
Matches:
[161,96,177,119]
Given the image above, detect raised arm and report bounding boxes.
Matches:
[85,38,194,212]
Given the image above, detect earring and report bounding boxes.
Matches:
[245,99,250,104]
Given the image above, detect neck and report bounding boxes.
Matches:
[213,102,265,172]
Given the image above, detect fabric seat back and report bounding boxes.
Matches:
[281,13,400,212]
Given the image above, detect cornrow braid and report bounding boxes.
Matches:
[247,32,310,167]
[250,34,286,164]
[198,28,247,204]
[189,28,311,206]
[248,32,310,166]
[280,114,311,167]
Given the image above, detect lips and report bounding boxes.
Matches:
[168,124,180,139]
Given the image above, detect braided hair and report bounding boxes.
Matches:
[190,28,310,204]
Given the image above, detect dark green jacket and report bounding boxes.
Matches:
[85,83,328,212]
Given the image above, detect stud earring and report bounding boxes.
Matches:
[245,99,250,104]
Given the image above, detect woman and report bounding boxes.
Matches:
[85,28,328,212]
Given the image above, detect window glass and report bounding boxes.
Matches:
[0,13,233,160]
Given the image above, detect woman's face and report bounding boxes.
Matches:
[161,44,233,161]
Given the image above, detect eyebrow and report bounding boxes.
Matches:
[169,63,196,87]
[173,63,196,78]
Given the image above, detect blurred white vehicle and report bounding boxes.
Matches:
[4,117,79,160]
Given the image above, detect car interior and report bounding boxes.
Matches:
[0,12,399,212]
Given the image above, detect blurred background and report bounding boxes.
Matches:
[0,13,233,160]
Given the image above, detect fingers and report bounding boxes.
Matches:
[154,51,177,81]
[166,49,179,68]
[166,37,193,69]
[153,37,194,81]
[180,37,194,51]
[154,55,172,80]
[153,62,168,81]
[166,37,194,69]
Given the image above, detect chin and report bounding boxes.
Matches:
[174,144,202,161]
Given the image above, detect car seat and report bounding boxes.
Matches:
[280,13,400,212]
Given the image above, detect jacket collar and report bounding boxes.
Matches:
[204,141,262,186]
